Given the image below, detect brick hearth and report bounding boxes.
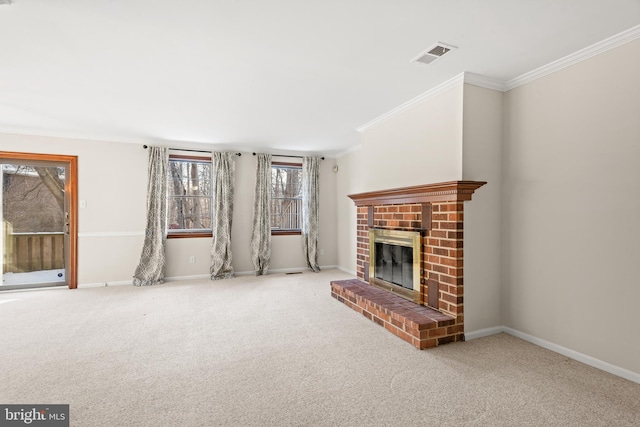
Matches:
[331,279,457,349]
[334,181,485,348]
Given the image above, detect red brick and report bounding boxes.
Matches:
[448,249,463,258]
[447,231,464,239]
[439,275,463,285]
[447,324,465,335]
[430,230,447,238]
[440,257,464,267]
[439,221,463,230]
[384,322,398,334]
[391,317,404,329]
[448,267,462,276]
[433,264,449,274]
[397,329,414,344]
[438,335,456,345]
[441,293,463,304]
[428,327,447,338]
[440,203,464,212]
[433,248,448,256]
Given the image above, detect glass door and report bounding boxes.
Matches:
[1,160,69,290]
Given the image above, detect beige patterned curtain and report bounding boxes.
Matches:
[210,151,235,280]
[133,146,169,286]
[250,153,272,275]
[302,156,321,272]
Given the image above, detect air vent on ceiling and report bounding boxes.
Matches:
[411,42,457,65]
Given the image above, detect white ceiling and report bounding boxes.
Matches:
[0,0,639,157]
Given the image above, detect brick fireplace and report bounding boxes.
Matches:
[331,181,485,349]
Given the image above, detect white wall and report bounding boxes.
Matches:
[503,38,640,374]
[360,84,464,191]
[0,135,338,284]
[335,147,363,275]
[462,83,504,331]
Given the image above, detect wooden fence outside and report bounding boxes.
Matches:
[3,222,64,273]
[271,198,302,230]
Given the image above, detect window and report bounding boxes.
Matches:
[271,162,302,235]
[167,155,212,238]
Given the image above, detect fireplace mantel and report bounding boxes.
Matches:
[348,181,486,206]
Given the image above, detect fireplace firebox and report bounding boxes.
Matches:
[369,229,421,304]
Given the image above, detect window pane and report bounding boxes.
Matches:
[271,197,302,230]
[167,159,212,233]
[271,165,302,230]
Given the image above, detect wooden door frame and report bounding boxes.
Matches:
[0,151,78,289]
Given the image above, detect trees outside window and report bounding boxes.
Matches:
[2,165,65,233]
[167,156,212,237]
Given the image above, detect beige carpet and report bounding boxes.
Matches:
[1,269,638,426]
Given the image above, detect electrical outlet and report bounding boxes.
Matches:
[189,256,196,264]
[319,248,324,256]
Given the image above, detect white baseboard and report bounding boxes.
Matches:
[465,325,640,385]
[465,326,506,341]
[235,267,309,276]
[80,280,132,288]
[82,266,344,286]
[503,327,640,385]
[164,274,210,281]
[235,265,340,276]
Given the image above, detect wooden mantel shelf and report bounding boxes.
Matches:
[348,181,486,206]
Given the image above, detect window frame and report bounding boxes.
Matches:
[271,161,302,236]
[166,154,213,239]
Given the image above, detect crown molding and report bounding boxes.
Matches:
[463,72,507,92]
[356,71,505,134]
[505,24,640,90]
[357,73,465,133]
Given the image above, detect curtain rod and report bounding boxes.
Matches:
[252,152,324,160]
[143,145,241,156]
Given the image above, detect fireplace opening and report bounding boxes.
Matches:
[369,229,422,304]
[374,243,413,290]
